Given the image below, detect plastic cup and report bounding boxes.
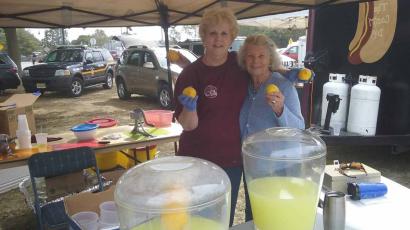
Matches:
[99,201,119,225]
[16,129,32,149]
[71,211,99,230]
[332,123,342,136]
[35,133,48,151]
[17,114,29,131]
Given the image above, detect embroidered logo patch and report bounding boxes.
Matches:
[204,85,218,98]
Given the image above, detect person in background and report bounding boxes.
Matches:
[173,8,248,226]
[238,34,305,220]
[31,52,37,65]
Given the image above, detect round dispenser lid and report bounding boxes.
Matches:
[115,156,231,213]
[242,127,326,160]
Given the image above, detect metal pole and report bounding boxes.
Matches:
[61,28,66,45]
[156,1,174,109]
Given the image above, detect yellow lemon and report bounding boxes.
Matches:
[168,50,180,62]
[265,84,280,94]
[183,86,197,98]
[161,186,189,230]
[298,68,313,81]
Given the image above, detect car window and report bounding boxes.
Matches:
[128,51,143,66]
[85,52,93,62]
[0,55,7,64]
[143,52,155,67]
[92,51,103,62]
[101,49,114,61]
[45,49,83,62]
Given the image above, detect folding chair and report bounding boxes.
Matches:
[28,147,104,230]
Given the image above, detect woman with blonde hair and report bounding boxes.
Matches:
[174,8,249,226]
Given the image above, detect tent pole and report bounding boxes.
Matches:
[157,1,174,109]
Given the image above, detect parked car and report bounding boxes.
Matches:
[22,45,116,96]
[0,52,21,93]
[115,45,197,109]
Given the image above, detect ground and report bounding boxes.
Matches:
[1,85,410,229]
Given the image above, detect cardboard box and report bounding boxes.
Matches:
[323,163,381,193]
[64,186,115,217]
[0,93,39,137]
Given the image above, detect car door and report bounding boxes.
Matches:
[82,51,94,83]
[125,50,143,93]
[139,51,160,96]
[92,51,106,83]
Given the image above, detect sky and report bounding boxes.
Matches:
[26,10,308,42]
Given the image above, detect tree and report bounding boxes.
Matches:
[41,29,68,51]
[71,35,93,46]
[238,25,305,48]
[0,28,42,56]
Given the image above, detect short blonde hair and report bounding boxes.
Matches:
[199,8,239,41]
[238,34,282,71]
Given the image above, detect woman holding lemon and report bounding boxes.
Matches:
[173,8,249,226]
[238,34,305,140]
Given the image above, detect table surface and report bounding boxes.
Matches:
[230,176,410,230]
[0,123,183,169]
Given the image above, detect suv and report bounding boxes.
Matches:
[22,46,115,96]
[0,52,21,93]
[115,45,197,109]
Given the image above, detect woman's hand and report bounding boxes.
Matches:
[266,91,285,116]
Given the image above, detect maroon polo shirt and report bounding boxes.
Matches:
[174,52,249,168]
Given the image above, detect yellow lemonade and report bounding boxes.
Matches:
[131,215,225,230]
[248,177,319,230]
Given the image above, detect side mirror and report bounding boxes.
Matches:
[143,62,154,69]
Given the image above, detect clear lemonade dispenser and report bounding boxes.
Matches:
[115,156,231,230]
[242,128,326,230]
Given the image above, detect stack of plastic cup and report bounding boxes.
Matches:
[99,201,119,228]
[16,114,32,149]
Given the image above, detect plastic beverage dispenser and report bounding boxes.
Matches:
[114,156,231,230]
[347,75,381,135]
[321,73,349,129]
[242,128,326,230]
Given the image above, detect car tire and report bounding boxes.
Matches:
[69,77,83,97]
[158,84,172,109]
[117,78,131,100]
[103,72,113,89]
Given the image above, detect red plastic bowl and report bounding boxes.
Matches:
[143,110,174,127]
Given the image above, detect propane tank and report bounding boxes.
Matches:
[347,75,381,136]
[321,73,349,129]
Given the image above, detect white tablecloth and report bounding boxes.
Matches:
[231,177,410,230]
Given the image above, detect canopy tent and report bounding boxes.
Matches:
[0,0,371,28]
[239,15,308,29]
[0,0,371,104]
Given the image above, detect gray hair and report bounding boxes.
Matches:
[238,34,282,71]
[199,8,239,42]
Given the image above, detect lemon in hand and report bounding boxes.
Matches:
[168,50,180,62]
[183,86,197,98]
[298,68,313,81]
[266,84,280,94]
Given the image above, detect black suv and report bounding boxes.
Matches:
[0,52,21,94]
[22,46,115,96]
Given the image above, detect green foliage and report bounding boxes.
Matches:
[0,28,42,55]
[41,29,68,51]
[238,25,306,48]
[71,29,109,47]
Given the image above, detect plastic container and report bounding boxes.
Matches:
[16,129,32,149]
[347,75,381,135]
[321,73,349,129]
[242,127,326,230]
[99,201,119,226]
[71,211,99,230]
[143,110,173,127]
[70,123,99,141]
[114,156,231,230]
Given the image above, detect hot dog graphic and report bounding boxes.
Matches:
[348,0,397,64]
